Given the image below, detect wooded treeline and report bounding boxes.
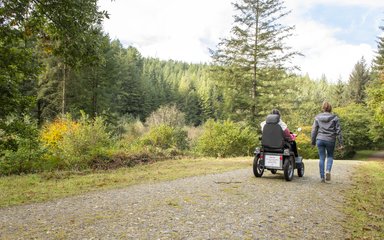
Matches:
[1,0,384,175]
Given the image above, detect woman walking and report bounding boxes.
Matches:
[311,101,343,183]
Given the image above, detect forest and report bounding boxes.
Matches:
[1,0,383,175]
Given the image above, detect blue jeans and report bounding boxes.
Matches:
[317,139,335,179]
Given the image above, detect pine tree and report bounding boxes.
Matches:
[373,23,384,74]
[211,0,299,123]
[333,77,346,107]
[117,47,146,119]
[366,21,384,143]
[347,57,370,104]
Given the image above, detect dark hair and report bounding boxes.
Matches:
[271,109,280,116]
[322,101,332,112]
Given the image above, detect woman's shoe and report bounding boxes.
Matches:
[326,172,331,181]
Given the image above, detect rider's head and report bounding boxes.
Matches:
[271,109,280,116]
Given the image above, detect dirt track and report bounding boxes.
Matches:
[0,160,363,239]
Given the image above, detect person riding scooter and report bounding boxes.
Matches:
[260,109,299,159]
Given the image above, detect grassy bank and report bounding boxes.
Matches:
[351,150,376,160]
[0,157,251,208]
[343,160,384,239]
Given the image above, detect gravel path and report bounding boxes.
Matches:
[0,160,363,239]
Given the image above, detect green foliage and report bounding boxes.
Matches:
[0,15,39,119]
[195,119,258,157]
[211,0,299,123]
[137,124,189,153]
[372,24,384,73]
[0,116,45,175]
[366,75,384,144]
[116,46,147,118]
[346,57,370,104]
[343,161,384,239]
[333,104,373,158]
[295,126,318,159]
[43,113,112,170]
[2,0,384,175]
[145,104,185,128]
[115,116,147,147]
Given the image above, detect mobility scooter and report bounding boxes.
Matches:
[253,114,304,181]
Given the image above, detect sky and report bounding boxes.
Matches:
[98,0,384,82]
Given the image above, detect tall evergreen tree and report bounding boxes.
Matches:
[210,0,299,124]
[333,77,346,107]
[1,0,108,119]
[117,47,145,119]
[366,21,384,144]
[347,57,370,104]
[373,22,384,75]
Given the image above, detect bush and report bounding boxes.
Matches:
[195,119,258,157]
[116,117,147,149]
[334,104,373,158]
[0,115,45,175]
[137,124,189,152]
[145,104,185,128]
[296,125,355,160]
[40,114,79,149]
[41,113,112,170]
[295,126,318,159]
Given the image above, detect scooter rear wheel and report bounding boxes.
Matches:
[283,157,294,181]
[253,155,264,177]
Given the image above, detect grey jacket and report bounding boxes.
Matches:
[311,112,343,145]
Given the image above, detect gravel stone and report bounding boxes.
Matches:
[0,160,362,239]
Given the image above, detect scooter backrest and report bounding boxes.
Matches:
[262,114,285,149]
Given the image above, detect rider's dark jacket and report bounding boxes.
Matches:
[311,112,343,145]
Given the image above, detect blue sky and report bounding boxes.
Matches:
[99,0,384,82]
[308,5,381,46]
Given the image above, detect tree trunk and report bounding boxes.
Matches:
[252,0,260,121]
[91,67,98,117]
[62,63,66,115]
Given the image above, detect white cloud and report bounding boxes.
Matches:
[99,0,233,63]
[99,0,380,82]
[286,16,375,82]
[286,0,384,9]
[283,1,379,82]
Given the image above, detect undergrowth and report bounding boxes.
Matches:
[343,161,384,239]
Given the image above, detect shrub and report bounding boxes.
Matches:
[137,124,189,152]
[334,104,373,158]
[145,104,185,128]
[0,115,45,175]
[41,113,112,170]
[61,114,112,169]
[116,118,147,149]
[195,119,258,157]
[295,126,318,159]
[40,114,78,149]
[296,125,355,160]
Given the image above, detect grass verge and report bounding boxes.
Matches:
[0,157,251,208]
[343,161,384,239]
[351,150,376,160]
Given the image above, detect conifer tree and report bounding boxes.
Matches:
[347,57,370,104]
[117,47,146,119]
[333,77,346,107]
[211,0,299,123]
[366,21,384,143]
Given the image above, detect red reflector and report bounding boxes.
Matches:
[280,156,283,160]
